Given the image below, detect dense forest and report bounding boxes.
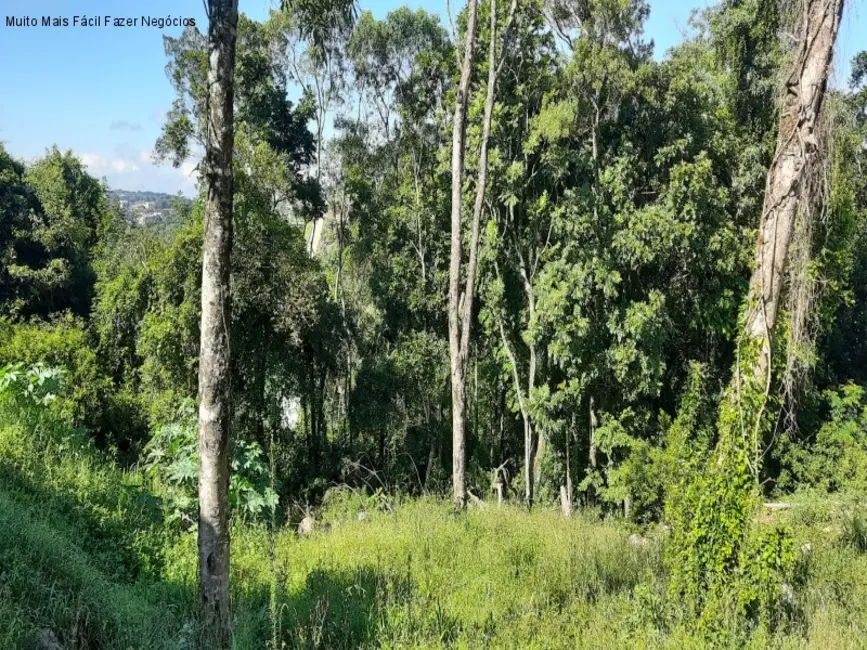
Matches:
[1,0,867,647]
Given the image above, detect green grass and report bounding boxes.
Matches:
[2,417,867,649]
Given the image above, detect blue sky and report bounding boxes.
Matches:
[0,0,863,196]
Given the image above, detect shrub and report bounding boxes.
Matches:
[0,315,148,454]
[806,383,867,494]
[143,401,278,524]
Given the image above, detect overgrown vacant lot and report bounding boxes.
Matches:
[2,420,867,650]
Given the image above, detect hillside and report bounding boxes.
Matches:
[108,190,193,226]
[1,403,866,649]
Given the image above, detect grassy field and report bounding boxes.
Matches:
[2,419,867,649]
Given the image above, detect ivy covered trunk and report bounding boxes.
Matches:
[726,0,843,477]
[197,0,239,646]
[742,0,844,402]
[669,0,844,623]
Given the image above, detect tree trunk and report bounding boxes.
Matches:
[197,0,239,646]
[497,314,535,505]
[425,432,437,490]
[588,395,597,469]
[744,0,843,383]
[729,0,843,476]
[528,343,542,498]
[447,0,479,509]
[449,0,517,509]
[561,416,573,517]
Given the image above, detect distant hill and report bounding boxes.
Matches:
[108,189,192,210]
[108,190,193,226]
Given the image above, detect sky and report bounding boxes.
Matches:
[0,0,863,196]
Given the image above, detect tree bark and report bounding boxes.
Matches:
[724,0,844,481]
[561,416,573,517]
[449,0,518,510]
[743,0,843,386]
[497,314,535,505]
[447,0,479,509]
[197,0,239,646]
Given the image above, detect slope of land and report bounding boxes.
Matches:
[1,415,866,649]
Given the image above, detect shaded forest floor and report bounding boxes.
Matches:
[2,421,866,649]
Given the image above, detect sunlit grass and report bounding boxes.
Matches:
[2,418,867,649]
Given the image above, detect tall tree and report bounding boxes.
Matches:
[727,0,844,478]
[668,0,845,618]
[448,0,516,508]
[447,0,480,508]
[197,0,240,645]
[279,0,355,253]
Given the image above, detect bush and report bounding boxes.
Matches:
[0,315,148,454]
[807,384,867,494]
[143,401,278,524]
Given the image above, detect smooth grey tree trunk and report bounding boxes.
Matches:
[197,0,239,646]
[447,0,479,510]
[448,0,517,510]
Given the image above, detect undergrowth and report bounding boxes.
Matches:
[1,408,866,649]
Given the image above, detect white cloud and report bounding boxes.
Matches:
[75,147,198,197]
[111,159,140,173]
[79,153,104,168]
[80,152,140,175]
[109,120,144,133]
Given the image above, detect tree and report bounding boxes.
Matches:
[448,0,517,509]
[668,0,845,619]
[0,146,109,318]
[197,0,239,645]
[446,0,480,509]
[735,0,845,438]
[278,0,355,253]
[478,0,556,506]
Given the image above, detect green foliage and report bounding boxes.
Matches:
[0,145,112,318]
[666,336,777,629]
[320,485,395,521]
[0,376,866,648]
[0,380,194,648]
[0,362,63,409]
[0,316,100,422]
[840,509,867,553]
[794,384,867,495]
[735,525,798,624]
[143,402,278,523]
[0,316,148,453]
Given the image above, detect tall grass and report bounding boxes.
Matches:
[1,412,866,649]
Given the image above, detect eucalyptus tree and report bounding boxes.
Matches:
[447,0,480,508]
[277,0,355,252]
[448,0,517,509]
[477,0,557,506]
[317,9,454,468]
[154,5,342,635]
[334,9,453,315]
[196,0,239,644]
